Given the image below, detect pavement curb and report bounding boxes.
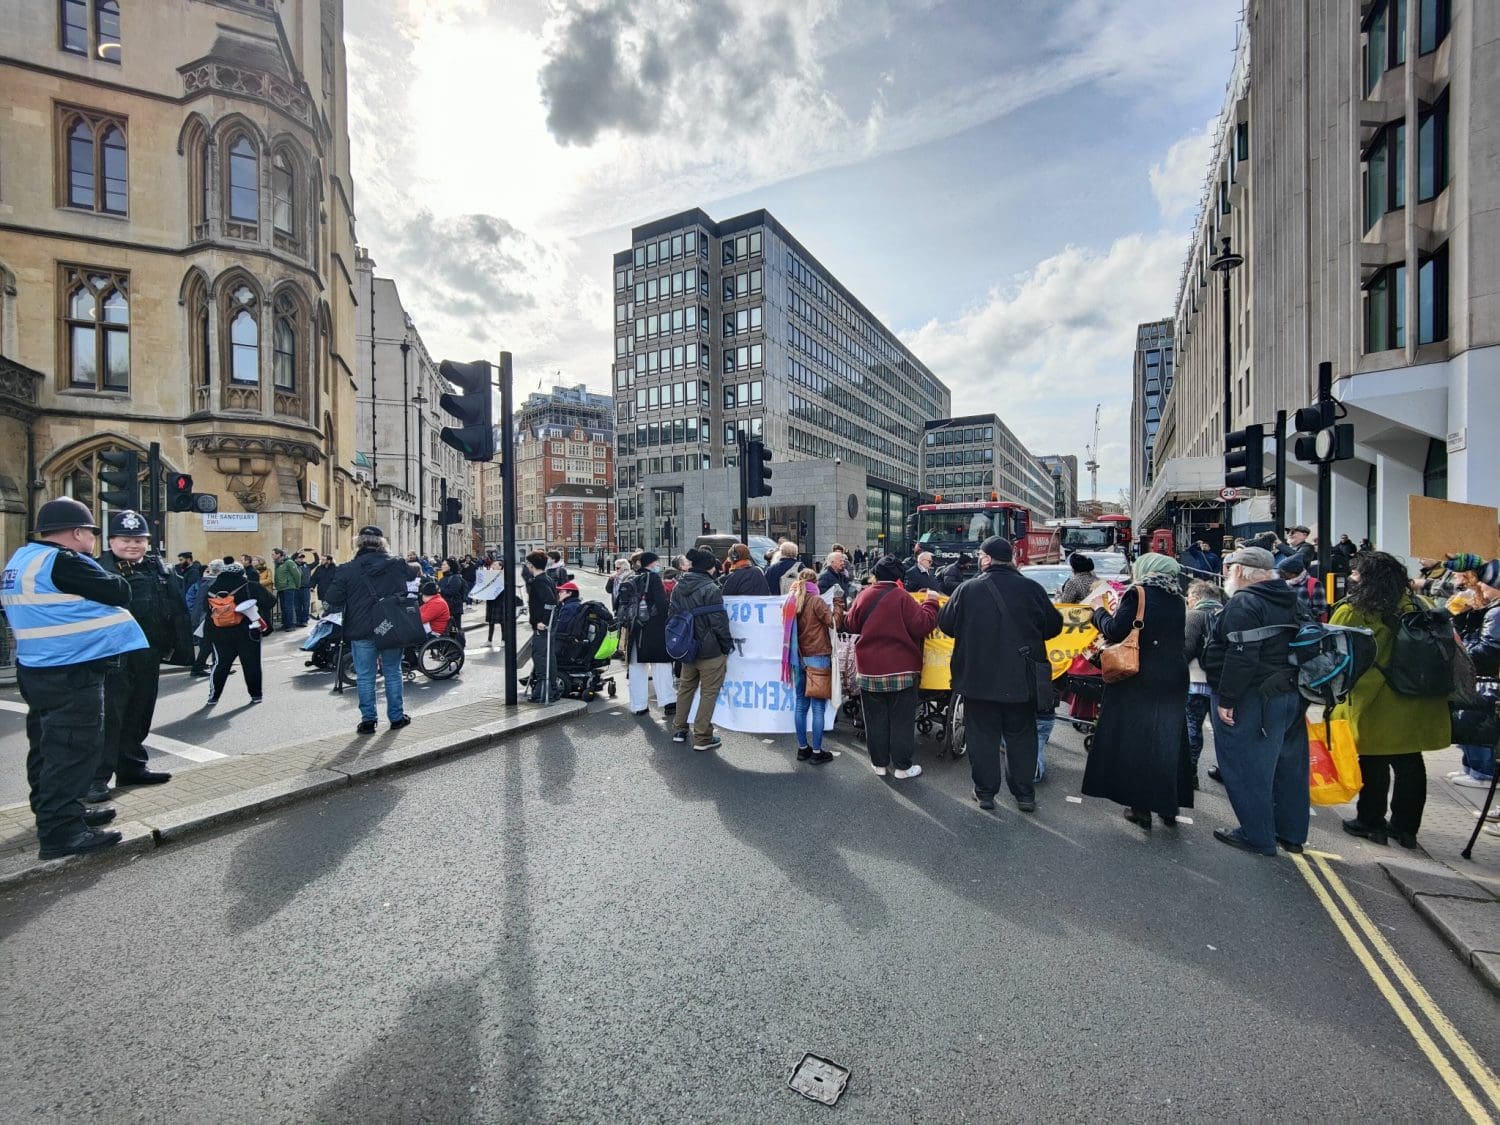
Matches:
[1380,860,1500,998]
[0,700,584,893]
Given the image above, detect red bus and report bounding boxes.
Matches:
[905,501,1062,571]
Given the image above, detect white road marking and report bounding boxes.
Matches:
[0,700,28,714]
[144,734,226,762]
[1065,795,1083,804]
[1178,816,1194,825]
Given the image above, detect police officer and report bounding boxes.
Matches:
[0,498,147,859]
[88,509,178,801]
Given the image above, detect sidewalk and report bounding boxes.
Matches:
[1369,744,1500,995]
[0,694,585,889]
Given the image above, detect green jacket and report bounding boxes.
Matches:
[1329,598,1452,756]
[273,558,302,593]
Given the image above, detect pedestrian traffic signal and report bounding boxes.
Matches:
[747,439,773,498]
[438,496,462,526]
[436,359,496,462]
[1223,424,1266,489]
[98,448,140,510]
[169,473,193,512]
[1292,402,1354,464]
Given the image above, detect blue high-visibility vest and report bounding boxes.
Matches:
[0,542,148,668]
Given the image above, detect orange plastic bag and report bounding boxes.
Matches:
[1308,717,1362,805]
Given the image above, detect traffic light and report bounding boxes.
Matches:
[436,359,496,462]
[702,516,710,534]
[98,449,140,510]
[1292,402,1354,464]
[169,473,193,512]
[746,439,773,498]
[439,496,462,526]
[1223,424,1266,489]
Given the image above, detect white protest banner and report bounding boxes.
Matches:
[471,568,506,601]
[686,595,837,735]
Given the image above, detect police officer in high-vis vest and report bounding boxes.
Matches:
[0,498,147,859]
[88,508,178,801]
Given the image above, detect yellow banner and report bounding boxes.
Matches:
[912,595,1097,691]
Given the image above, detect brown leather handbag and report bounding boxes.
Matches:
[1099,584,1145,684]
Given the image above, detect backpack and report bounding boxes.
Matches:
[208,590,244,628]
[1381,605,1459,698]
[1227,621,1378,709]
[665,604,724,662]
[614,573,643,628]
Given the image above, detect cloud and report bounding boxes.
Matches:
[901,231,1188,498]
[1149,116,1217,221]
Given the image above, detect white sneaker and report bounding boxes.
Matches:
[1446,770,1468,779]
[894,765,923,780]
[871,765,888,776]
[1452,775,1494,789]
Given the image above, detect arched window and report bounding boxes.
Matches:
[272,151,295,238]
[228,285,258,384]
[273,291,297,391]
[62,266,129,392]
[184,273,210,396]
[227,135,259,225]
[63,110,127,214]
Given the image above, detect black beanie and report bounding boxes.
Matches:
[1070,553,1094,573]
[979,536,1013,563]
[874,555,905,582]
[686,548,716,570]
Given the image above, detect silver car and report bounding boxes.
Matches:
[1019,564,1074,599]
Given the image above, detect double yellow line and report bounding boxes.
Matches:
[1293,851,1500,1123]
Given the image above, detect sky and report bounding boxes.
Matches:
[343,0,1243,503]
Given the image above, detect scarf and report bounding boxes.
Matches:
[731,558,752,571]
[1132,552,1182,596]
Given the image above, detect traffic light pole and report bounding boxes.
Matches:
[499,351,518,707]
[1273,408,1287,542]
[737,429,749,545]
[147,442,163,554]
[1315,361,1333,584]
[440,476,449,559]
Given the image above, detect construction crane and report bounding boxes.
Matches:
[1084,403,1101,502]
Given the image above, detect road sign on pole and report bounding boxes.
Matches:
[1218,486,1252,501]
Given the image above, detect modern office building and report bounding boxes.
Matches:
[353,250,474,558]
[0,0,370,578]
[1144,0,1499,556]
[920,415,1054,516]
[610,208,950,557]
[1037,454,1080,518]
[1128,319,1176,513]
[513,384,613,559]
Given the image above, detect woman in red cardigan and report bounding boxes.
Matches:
[843,555,941,778]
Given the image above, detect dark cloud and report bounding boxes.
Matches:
[539,0,805,146]
[387,210,540,320]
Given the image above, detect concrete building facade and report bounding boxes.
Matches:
[611,208,950,559]
[1129,320,1175,509]
[920,415,1054,516]
[352,251,473,559]
[1143,0,1499,556]
[0,0,371,576]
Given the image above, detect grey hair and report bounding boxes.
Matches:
[358,532,389,554]
[204,560,226,577]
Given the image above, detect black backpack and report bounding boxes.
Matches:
[1227,621,1378,709]
[1381,604,1459,698]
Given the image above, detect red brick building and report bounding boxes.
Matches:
[545,482,614,566]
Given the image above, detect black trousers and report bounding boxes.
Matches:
[96,646,160,785]
[862,687,918,769]
[17,662,107,843]
[1356,752,1428,835]
[190,631,212,673]
[210,627,263,699]
[966,698,1038,802]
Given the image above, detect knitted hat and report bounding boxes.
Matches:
[874,555,905,582]
[978,536,1013,563]
[638,551,660,568]
[1479,559,1500,590]
[1447,553,1485,573]
[1069,553,1094,573]
[685,548,716,570]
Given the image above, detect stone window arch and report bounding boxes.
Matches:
[180,115,212,239]
[60,107,127,215]
[45,437,149,528]
[219,275,261,411]
[271,285,311,420]
[269,140,308,253]
[182,269,211,410]
[61,265,129,392]
[223,130,260,238]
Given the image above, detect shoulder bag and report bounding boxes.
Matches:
[978,576,1055,709]
[1099,584,1145,684]
[361,563,424,650]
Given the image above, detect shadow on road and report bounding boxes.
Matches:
[221,785,403,934]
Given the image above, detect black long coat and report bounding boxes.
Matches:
[1081,584,1194,817]
[627,570,672,664]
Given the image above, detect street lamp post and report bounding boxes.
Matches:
[1208,236,1244,532]
[400,336,412,495]
[412,389,427,555]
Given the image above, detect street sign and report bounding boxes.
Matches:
[203,513,258,532]
[1219,487,1252,501]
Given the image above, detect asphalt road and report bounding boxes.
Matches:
[2,701,1495,1122]
[0,567,616,807]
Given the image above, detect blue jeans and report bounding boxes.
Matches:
[794,656,830,751]
[298,587,311,624]
[1209,690,1309,853]
[1460,743,1496,780]
[277,588,299,628]
[352,639,405,724]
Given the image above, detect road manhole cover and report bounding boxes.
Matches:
[788,1053,849,1105]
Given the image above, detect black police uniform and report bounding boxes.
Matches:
[93,511,181,793]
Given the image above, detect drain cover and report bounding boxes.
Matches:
[788,1053,850,1105]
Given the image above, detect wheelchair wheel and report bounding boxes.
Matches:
[419,636,465,679]
[944,693,968,759]
[337,649,358,687]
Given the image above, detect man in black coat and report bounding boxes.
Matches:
[904,551,938,593]
[817,550,854,601]
[938,536,1063,812]
[523,550,560,702]
[323,526,413,734]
